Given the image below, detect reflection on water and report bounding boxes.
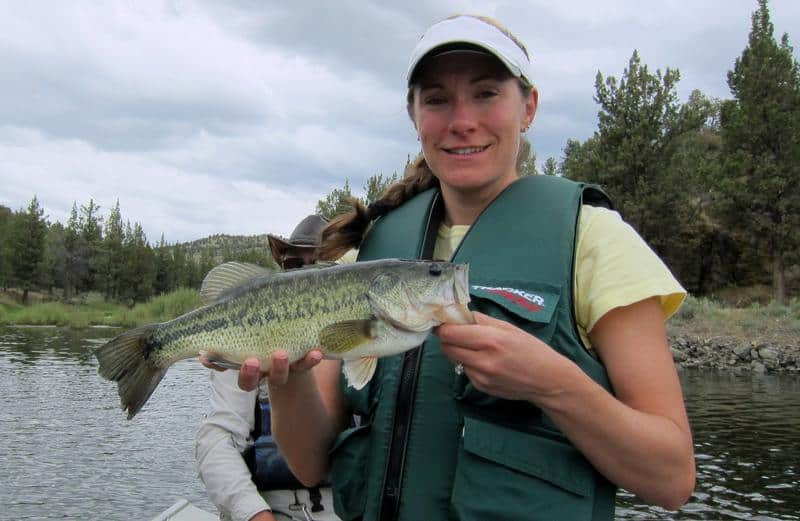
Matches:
[618,370,800,520]
[0,326,216,520]
[1,327,799,520]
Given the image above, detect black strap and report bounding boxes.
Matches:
[309,486,323,512]
[377,194,442,521]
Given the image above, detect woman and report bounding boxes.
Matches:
[243,15,695,521]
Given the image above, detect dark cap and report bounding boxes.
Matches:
[268,214,328,261]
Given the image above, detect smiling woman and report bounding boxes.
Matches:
[229,14,695,521]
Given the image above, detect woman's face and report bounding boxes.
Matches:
[411,51,537,198]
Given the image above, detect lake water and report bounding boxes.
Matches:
[1,326,798,520]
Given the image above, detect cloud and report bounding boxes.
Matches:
[1,0,798,244]
[0,127,320,242]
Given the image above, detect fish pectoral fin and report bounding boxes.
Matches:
[343,357,378,390]
[200,262,274,305]
[201,350,242,371]
[319,320,375,354]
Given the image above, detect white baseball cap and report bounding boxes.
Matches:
[406,16,533,87]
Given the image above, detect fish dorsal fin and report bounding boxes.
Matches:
[343,357,378,390]
[319,319,375,354]
[201,262,273,305]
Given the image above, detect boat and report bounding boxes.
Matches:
[151,498,218,521]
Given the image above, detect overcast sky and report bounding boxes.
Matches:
[1,0,798,243]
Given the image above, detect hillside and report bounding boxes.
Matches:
[178,233,274,265]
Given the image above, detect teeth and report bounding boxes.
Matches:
[448,146,486,155]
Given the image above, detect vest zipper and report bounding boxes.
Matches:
[377,193,441,521]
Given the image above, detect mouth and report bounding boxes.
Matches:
[443,145,490,156]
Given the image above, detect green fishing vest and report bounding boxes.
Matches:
[329,175,617,521]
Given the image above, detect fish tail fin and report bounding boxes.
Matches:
[94,324,167,420]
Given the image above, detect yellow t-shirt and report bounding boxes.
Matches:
[433,205,686,349]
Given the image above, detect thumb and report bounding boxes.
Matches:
[472,311,517,331]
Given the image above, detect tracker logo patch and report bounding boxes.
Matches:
[472,285,545,312]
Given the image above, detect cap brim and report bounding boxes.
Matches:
[267,234,317,248]
[406,16,533,87]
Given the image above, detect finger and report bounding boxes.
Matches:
[290,349,324,372]
[472,311,519,331]
[267,350,290,386]
[435,322,497,350]
[238,357,262,391]
[439,341,481,367]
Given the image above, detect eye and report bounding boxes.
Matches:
[423,95,447,106]
[476,89,498,100]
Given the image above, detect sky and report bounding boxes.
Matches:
[1,0,798,243]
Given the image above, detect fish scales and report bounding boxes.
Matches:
[148,267,363,366]
[95,259,474,418]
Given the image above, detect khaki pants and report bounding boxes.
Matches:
[220,488,340,521]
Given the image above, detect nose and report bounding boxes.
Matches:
[447,96,477,135]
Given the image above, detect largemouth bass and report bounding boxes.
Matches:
[95,259,474,419]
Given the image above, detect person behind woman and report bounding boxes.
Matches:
[195,215,341,521]
[239,15,696,521]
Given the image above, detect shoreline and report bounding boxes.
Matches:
[1,322,796,374]
[670,333,799,373]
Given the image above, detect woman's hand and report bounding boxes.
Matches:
[199,349,324,392]
[436,311,571,402]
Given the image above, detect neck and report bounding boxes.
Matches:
[440,176,518,226]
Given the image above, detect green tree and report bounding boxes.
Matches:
[120,221,155,304]
[99,200,125,300]
[719,0,800,303]
[153,234,174,295]
[364,172,399,205]
[563,51,710,277]
[79,199,103,292]
[662,94,734,294]
[62,202,88,299]
[542,157,558,176]
[12,196,48,303]
[0,205,13,288]
[40,222,67,296]
[517,138,538,176]
[316,179,355,219]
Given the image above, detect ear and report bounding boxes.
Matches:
[522,86,539,131]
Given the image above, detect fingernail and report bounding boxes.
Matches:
[244,360,258,372]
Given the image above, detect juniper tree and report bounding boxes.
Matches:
[719,0,800,303]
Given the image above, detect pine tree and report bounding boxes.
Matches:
[11,196,48,303]
[517,138,538,176]
[316,179,356,219]
[0,205,13,288]
[542,157,558,176]
[719,0,800,303]
[79,199,103,292]
[62,202,88,299]
[363,173,399,205]
[564,51,711,279]
[100,200,125,300]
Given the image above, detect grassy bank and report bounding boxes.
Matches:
[1,292,798,346]
[668,296,800,346]
[0,289,202,328]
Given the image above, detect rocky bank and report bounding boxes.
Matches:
[670,334,800,373]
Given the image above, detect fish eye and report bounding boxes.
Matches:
[428,264,443,277]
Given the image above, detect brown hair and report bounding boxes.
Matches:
[317,154,438,260]
[316,15,532,261]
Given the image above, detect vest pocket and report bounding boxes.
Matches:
[451,417,596,521]
[329,423,371,520]
[469,281,561,344]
